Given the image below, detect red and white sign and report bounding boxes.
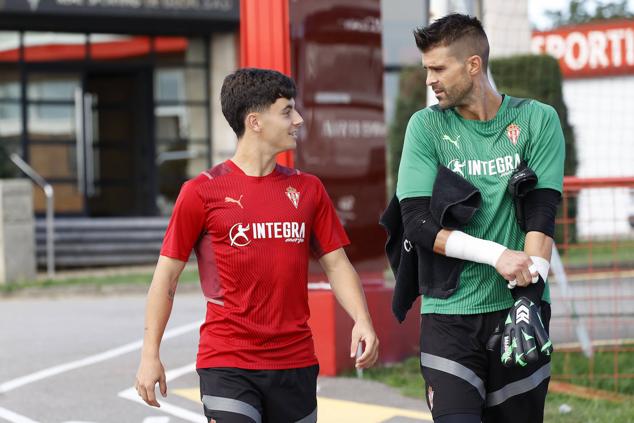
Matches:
[531,20,634,78]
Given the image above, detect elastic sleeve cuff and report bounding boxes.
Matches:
[400,197,442,252]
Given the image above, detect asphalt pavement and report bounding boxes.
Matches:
[2,269,632,423]
[0,289,432,423]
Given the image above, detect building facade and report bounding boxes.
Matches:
[0,0,239,217]
[0,0,388,270]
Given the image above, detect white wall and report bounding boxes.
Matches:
[562,76,634,239]
[563,77,634,178]
[210,32,239,166]
[483,0,531,58]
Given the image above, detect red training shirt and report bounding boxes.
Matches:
[160,160,349,370]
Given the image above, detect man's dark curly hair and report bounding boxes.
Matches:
[221,68,296,138]
[413,13,489,69]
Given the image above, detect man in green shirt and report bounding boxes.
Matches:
[396,14,565,423]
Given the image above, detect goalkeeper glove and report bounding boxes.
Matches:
[499,297,553,367]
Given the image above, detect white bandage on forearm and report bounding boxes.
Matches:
[444,230,507,267]
[530,256,550,282]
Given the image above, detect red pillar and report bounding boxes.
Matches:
[240,0,294,167]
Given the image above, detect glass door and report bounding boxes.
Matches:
[13,31,211,217]
[26,71,86,214]
[26,67,155,216]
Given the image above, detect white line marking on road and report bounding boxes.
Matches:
[0,407,41,423]
[163,362,197,381]
[0,321,201,394]
[118,362,205,423]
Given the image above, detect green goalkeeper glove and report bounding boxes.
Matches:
[499,297,553,367]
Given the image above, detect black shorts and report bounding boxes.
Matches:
[419,305,551,423]
[197,365,319,423]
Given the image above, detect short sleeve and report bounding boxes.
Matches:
[527,103,566,193]
[310,178,350,258]
[160,181,206,262]
[396,110,438,200]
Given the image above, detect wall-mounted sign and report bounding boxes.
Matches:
[532,20,634,78]
[0,0,239,21]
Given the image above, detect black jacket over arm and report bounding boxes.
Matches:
[380,166,481,323]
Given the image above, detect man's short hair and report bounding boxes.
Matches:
[220,68,296,138]
[413,13,489,69]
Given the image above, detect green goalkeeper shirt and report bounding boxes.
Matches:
[396,95,565,315]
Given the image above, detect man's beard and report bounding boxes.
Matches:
[439,79,472,109]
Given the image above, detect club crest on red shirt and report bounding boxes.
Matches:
[506,123,521,145]
[286,186,300,209]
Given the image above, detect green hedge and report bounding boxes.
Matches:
[386,67,427,195]
[490,54,577,177]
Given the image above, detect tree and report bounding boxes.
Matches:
[545,0,634,28]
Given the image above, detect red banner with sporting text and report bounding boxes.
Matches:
[532,20,634,78]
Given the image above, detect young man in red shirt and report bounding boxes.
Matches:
[135,68,379,423]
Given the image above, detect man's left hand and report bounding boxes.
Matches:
[500,297,553,367]
[350,319,379,369]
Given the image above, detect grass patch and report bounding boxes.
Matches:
[354,350,634,421]
[356,356,424,400]
[560,240,634,269]
[552,346,634,394]
[545,393,634,423]
[0,269,200,294]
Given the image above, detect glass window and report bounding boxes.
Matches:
[0,102,22,149]
[0,82,21,101]
[184,37,206,64]
[28,104,76,140]
[182,68,208,102]
[27,73,81,101]
[0,102,20,121]
[0,66,22,155]
[89,34,151,62]
[0,68,21,100]
[155,103,210,213]
[0,31,20,62]
[184,106,209,139]
[24,32,87,62]
[155,36,205,65]
[155,68,184,102]
[28,78,79,101]
[155,67,207,103]
[155,105,208,140]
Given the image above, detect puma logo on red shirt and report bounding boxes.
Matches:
[225,195,244,209]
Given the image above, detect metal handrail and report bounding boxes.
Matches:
[10,154,55,278]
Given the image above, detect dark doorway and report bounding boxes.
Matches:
[84,69,155,216]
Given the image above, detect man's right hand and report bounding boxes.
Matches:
[495,249,538,288]
[135,357,167,407]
